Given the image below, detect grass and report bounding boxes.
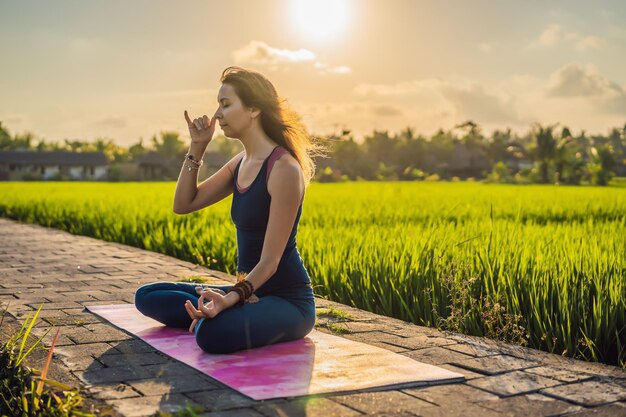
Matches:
[0,301,97,416]
[316,307,353,321]
[0,181,624,367]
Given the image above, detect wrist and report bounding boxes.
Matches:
[187,144,207,161]
[225,291,241,308]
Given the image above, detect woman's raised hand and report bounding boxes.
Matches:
[184,110,216,146]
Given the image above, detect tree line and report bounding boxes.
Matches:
[1,120,624,185]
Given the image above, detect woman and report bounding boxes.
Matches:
[134,66,327,355]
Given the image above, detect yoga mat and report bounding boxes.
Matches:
[85,303,465,400]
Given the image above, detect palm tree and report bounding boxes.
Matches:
[553,134,576,185]
[531,123,558,183]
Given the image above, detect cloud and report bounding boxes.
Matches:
[92,116,128,129]
[369,104,403,117]
[354,78,522,124]
[439,83,521,124]
[575,35,605,51]
[546,63,623,97]
[528,24,605,51]
[232,40,315,64]
[545,63,626,114]
[232,40,351,75]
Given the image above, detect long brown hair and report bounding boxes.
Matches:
[220,66,330,187]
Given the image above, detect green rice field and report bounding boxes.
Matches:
[1,181,624,367]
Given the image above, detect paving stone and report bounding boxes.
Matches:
[540,379,626,406]
[437,363,487,381]
[563,402,626,416]
[401,400,506,417]
[337,321,385,333]
[45,290,111,302]
[339,330,409,345]
[524,365,597,383]
[28,326,76,346]
[331,389,434,414]
[444,341,503,357]
[557,360,626,381]
[88,383,143,400]
[451,354,541,375]
[380,334,459,350]
[127,374,221,395]
[55,342,116,369]
[67,323,133,343]
[58,352,106,371]
[185,388,257,412]
[466,370,564,397]
[97,351,171,367]
[254,397,361,417]
[366,341,410,353]
[377,322,445,338]
[42,313,103,326]
[403,346,475,365]
[26,301,85,310]
[142,362,198,378]
[402,382,500,406]
[476,393,584,416]
[110,338,158,354]
[75,365,154,385]
[199,408,266,417]
[109,393,201,417]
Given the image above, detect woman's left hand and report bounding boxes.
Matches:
[185,289,231,333]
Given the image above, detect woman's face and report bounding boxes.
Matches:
[213,83,257,138]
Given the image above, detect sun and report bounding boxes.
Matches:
[290,0,350,42]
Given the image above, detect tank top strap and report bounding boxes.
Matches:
[266,146,305,205]
[266,146,290,182]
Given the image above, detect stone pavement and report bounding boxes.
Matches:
[0,217,625,417]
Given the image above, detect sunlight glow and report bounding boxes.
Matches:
[290,0,350,41]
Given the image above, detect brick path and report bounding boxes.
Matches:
[1,217,625,417]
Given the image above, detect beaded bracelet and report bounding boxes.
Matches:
[227,279,255,306]
[184,153,203,166]
[183,161,199,171]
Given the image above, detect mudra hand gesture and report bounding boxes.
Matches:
[185,288,230,333]
[185,287,259,333]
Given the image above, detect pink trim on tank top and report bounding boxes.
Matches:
[266,147,289,183]
[236,146,304,205]
[235,146,280,193]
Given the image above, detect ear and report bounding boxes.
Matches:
[249,107,261,119]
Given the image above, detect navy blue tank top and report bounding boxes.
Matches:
[230,145,310,297]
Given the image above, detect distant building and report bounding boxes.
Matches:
[137,150,231,180]
[137,151,171,180]
[0,149,254,181]
[0,150,108,181]
[449,142,491,177]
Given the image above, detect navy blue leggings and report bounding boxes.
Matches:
[134,282,316,354]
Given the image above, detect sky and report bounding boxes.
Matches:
[1,0,625,147]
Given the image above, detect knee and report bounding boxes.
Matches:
[134,283,154,312]
[195,320,239,354]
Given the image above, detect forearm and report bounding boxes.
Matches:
[173,143,207,213]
